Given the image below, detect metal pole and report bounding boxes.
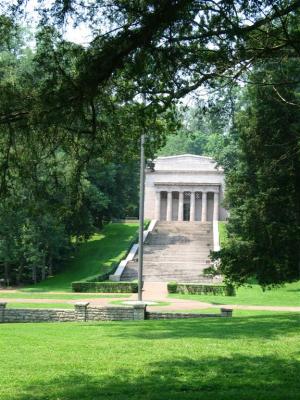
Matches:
[137,133,145,302]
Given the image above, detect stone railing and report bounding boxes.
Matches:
[0,302,232,323]
[109,219,157,281]
[213,220,220,251]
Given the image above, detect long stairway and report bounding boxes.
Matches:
[121,221,214,282]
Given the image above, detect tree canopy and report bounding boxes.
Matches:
[216,60,300,286]
[1,0,300,286]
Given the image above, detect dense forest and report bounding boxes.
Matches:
[0,1,300,286]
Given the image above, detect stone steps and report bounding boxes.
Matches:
[120,221,214,282]
[143,245,212,251]
[122,273,215,283]
[139,258,211,263]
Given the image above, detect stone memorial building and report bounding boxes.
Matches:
[144,154,226,222]
[111,154,226,282]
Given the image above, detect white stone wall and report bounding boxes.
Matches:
[145,154,227,221]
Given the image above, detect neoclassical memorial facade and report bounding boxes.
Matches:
[144,154,227,222]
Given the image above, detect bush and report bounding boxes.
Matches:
[72,281,138,293]
[167,282,235,296]
[167,281,178,293]
[224,283,236,296]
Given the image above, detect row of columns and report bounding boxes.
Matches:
[155,191,219,222]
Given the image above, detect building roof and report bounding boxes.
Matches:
[153,154,223,172]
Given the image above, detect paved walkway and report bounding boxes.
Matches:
[131,282,300,312]
[1,284,300,312]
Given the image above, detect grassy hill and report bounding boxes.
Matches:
[23,223,139,292]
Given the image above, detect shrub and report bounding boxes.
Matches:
[224,283,236,296]
[167,281,178,293]
[167,282,235,296]
[72,281,138,293]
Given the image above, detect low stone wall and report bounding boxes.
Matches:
[0,302,145,323]
[146,308,232,320]
[0,302,232,323]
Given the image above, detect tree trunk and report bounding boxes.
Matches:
[16,260,25,286]
[48,255,53,276]
[4,261,9,287]
[32,265,37,284]
[41,252,46,281]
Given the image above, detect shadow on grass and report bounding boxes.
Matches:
[9,354,300,400]
[80,313,300,341]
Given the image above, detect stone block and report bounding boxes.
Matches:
[220,308,233,317]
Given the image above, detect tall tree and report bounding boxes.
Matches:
[217,60,300,286]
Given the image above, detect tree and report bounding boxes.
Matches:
[1,1,300,286]
[217,60,300,286]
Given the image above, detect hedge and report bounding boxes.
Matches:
[167,282,236,296]
[72,281,138,293]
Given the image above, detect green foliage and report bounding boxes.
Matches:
[224,283,236,297]
[217,61,300,286]
[1,1,300,289]
[72,281,138,293]
[167,282,230,296]
[167,281,178,293]
[24,223,139,291]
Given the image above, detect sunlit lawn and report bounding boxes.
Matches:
[0,313,299,400]
[0,293,128,300]
[6,303,75,309]
[170,280,300,307]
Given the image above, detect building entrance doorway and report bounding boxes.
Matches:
[183,192,191,221]
[183,203,190,221]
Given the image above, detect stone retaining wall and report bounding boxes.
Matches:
[0,302,145,323]
[0,302,232,323]
[146,308,232,320]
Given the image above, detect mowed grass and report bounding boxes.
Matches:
[170,280,300,307]
[22,223,139,292]
[1,314,300,400]
[0,293,128,300]
[6,303,74,309]
[218,221,228,245]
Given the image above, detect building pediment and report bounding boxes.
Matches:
[153,154,222,172]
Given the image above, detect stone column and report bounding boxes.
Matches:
[201,192,207,222]
[178,191,184,221]
[155,191,161,220]
[166,191,172,221]
[133,304,146,320]
[0,302,7,323]
[221,308,233,317]
[75,302,89,322]
[213,192,219,221]
[190,191,195,221]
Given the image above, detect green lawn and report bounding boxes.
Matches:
[218,221,228,246]
[0,314,299,400]
[0,293,128,300]
[22,223,139,292]
[170,280,300,307]
[6,303,74,309]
